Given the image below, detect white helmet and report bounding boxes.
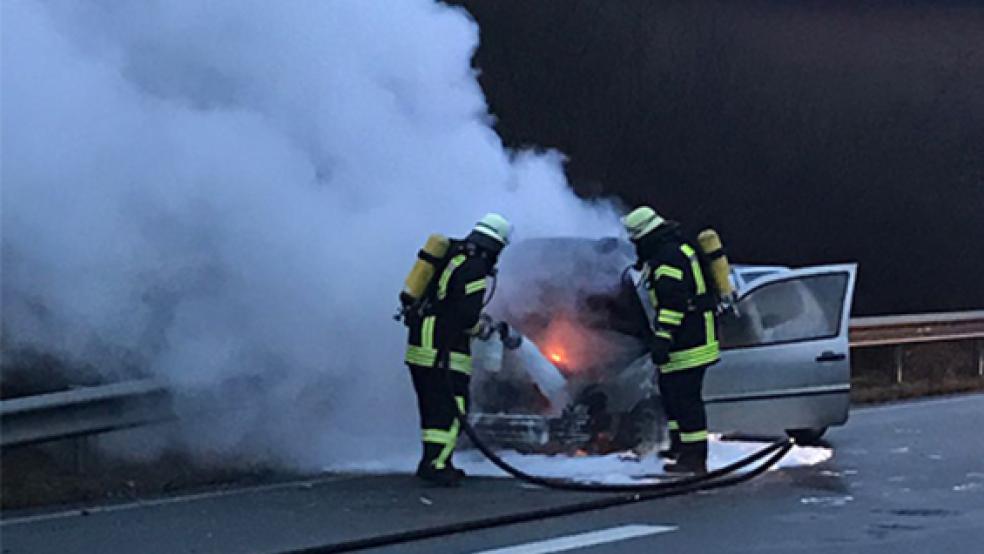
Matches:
[621,206,666,241]
[472,213,512,245]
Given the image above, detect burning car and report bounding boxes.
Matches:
[468,237,857,452]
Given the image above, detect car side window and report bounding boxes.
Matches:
[720,273,849,348]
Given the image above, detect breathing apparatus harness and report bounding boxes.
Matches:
[626,226,738,319]
[396,238,499,325]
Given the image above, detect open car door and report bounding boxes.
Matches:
[704,264,858,436]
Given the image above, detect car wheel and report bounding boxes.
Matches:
[786,427,827,446]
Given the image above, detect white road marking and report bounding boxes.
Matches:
[470,524,677,554]
[0,473,360,527]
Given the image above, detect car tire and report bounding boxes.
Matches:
[786,427,827,446]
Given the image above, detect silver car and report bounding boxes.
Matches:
[471,237,857,451]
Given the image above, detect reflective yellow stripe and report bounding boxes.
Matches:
[694,262,707,295]
[422,429,451,444]
[668,420,680,431]
[422,316,436,350]
[648,288,658,308]
[705,311,716,344]
[680,430,708,443]
[448,352,472,375]
[679,244,706,295]
[406,345,437,367]
[658,309,684,326]
[655,329,672,341]
[406,346,471,374]
[660,341,720,373]
[437,254,467,300]
[464,278,486,295]
[434,396,466,469]
[654,265,683,281]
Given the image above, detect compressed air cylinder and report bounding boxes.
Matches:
[697,229,735,298]
[403,234,450,302]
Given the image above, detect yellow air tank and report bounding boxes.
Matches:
[697,229,734,300]
[401,234,450,307]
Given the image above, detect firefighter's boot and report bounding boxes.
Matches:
[416,444,462,487]
[416,460,462,487]
[663,441,707,475]
[447,456,467,479]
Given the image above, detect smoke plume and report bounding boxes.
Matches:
[1,1,620,469]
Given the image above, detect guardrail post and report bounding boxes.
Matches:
[894,344,904,384]
[978,338,983,378]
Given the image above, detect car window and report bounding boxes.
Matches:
[720,273,849,348]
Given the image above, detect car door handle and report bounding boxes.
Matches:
[816,351,846,363]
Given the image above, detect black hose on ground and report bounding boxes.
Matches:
[458,414,793,493]
[285,438,793,554]
[288,341,795,553]
[451,335,794,493]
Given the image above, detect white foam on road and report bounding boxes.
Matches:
[453,437,832,484]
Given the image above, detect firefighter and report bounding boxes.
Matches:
[622,206,720,474]
[405,213,512,486]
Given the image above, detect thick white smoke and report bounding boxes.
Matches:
[1,1,620,469]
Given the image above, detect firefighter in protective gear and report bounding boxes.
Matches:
[404,213,512,486]
[622,206,720,474]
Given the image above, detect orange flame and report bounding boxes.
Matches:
[537,316,587,373]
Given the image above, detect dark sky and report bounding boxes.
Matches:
[455,0,984,315]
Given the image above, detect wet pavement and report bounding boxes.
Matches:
[2,394,982,554]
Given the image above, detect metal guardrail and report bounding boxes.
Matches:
[2,311,982,448]
[849,310,984,386]
[0,379,171,448]
[850,310,984,327]
[850,310,984,347]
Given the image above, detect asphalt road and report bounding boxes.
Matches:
[2,394,982,554]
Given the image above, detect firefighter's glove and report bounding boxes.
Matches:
[473,313,495,340]
[650,339,671,365]
[497,321,523,350]
[496,321,510,341]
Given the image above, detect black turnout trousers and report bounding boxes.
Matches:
[408,363,470,471]
[658,364,708,458]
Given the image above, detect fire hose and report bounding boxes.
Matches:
[288,341,794,553]
[289,439,790,554]
[289,391,791,554]
[451,318,794,494]
[329,278,792,554]
[458,412,793,493]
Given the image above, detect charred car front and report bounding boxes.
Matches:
[468,237,857,452]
